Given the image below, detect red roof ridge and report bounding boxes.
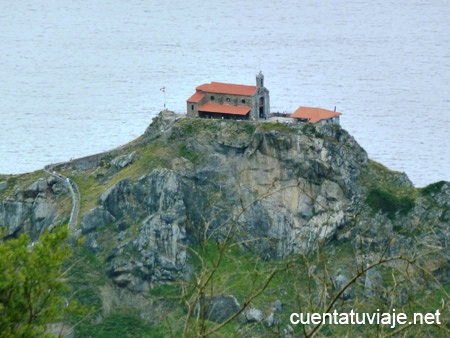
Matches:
[291,106,342,124]
[196,81,257,96]
[199,102,250,116]
[187,91,204,103]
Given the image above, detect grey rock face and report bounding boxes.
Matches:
[85,233,101,252]
[31,195,57,237]
[0,200,25,236]
[105,169,187,290]
[0,177,64,238]
[283,324,294,338]
[272,299,283,313]
[111,151,137,169]
[23,178,48,198]
[195,295,241,324]
[95,123,373,286]
[3,115,448,309]
[209,126,361,258]
[333,273,354,300]
[243,307,264,323]
[99,179,138,219]
[81,206,115,234]
[364,268,383,298]
[434,182,450,207]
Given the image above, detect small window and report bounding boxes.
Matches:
[210,96,215,101]
[191,104,194,110]
[241,99,246,104]
[226,97,230,102]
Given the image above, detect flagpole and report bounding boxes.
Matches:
[160,86,166,109]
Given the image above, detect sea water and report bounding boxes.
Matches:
[1,0,449,187]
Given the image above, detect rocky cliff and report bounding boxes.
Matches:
[1,111,448,336]
[76,112,373,291]
[0,174,70,240]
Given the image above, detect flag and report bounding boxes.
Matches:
[160,87,165,93]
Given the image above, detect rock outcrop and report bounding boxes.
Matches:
[101,169,188,291]
[1,111,449,304]
[73,116,374,289]
[0,177,68,239]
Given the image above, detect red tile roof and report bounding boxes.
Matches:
[198,103,251,116]
[291,106,342,124]
[196,82,257,96]
[187,91,204,103]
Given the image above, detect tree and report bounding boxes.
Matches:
[0,225,76,338]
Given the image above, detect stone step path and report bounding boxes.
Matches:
[44,166,80,233]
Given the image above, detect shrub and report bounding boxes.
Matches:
[420,181,446,196]
[366,188,415,219]
[179,144,200,163]
[0,226,81,337]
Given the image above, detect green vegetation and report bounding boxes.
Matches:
[128,237,449,337]
[172,118,256,145]
[420,180,447,196]
[258,121,291,132]
[302,122,321,137]
[0,170,45,198]
[366,187,415,219]
[114,143,172,179]
[241,121,257,135]
[69,171,102,215]
[67,142,172,215]
[76,312,154,338]
[2,117,448,337]
[179,143,201,163]
[66,245,105,308]
[359,160,411,191]
[174,118,220,137]
[359,160,419,221]
[187,239,287,303]
[0,225,83,337]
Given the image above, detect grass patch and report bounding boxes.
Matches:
[0,170,45,198]
[186,240,290,309]
[109,143,172,183]
[75,312,153,338]
[67,142,172,215]
[178,144,200,163]
[360,160,418,193]
[258,122,291,132]
[420,180,447,196]
[68,171,102,215]
[241,121,257,135]
[174,118,220,138]
[366,188,415,219]
[302,122,322,137]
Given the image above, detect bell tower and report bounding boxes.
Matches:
[256,71,269,119]
[256,71,264,88]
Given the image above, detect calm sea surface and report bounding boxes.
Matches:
[1,0,449,187]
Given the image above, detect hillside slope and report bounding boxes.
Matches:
[1,111,448,337]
